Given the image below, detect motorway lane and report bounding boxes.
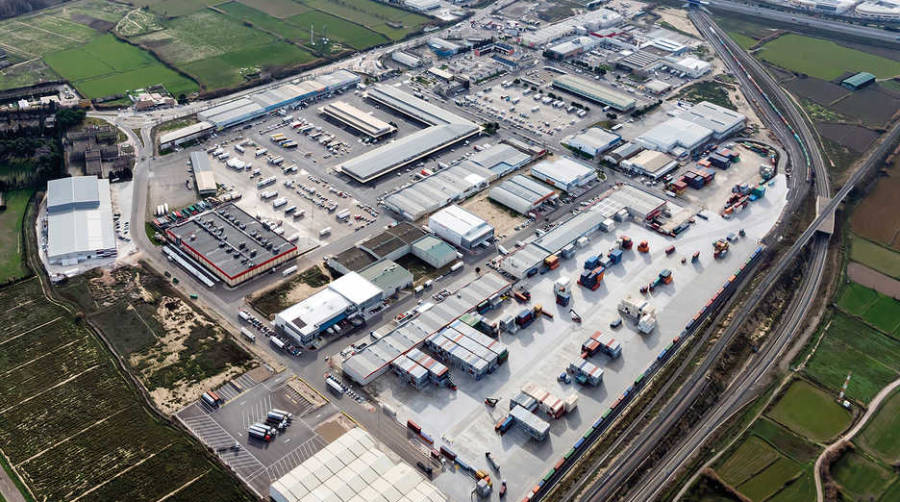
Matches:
[707,0,900,45]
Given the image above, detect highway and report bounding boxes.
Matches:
[707,0,900,45]
[541,4,898,500]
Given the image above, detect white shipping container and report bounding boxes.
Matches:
[238,311,251,321]
[450,261,464,272]
[255,148,267,157]
[319,227,331,237]
[273,197,288,208]
[282,265,298,276]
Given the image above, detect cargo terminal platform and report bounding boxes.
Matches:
[368,175,789,501]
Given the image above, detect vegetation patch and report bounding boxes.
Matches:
[0,190,32,283]
[734,457,802,502]
[249,264,330,318]
[757,34,900,80]
[715,436,781,486]
[857,388,900,464]
[850,159,900,251]
[850,235,900,279]
[766,470,815,502]
[766,379,852,442]
[804,312,900,402]
[831,449,894,501]
[674,80,735,110]
[749,418,819,463]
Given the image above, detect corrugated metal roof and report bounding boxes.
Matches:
[47,176,100,212]
[553,74,636,110]
[46,177,115,260]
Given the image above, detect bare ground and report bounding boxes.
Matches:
[462,192,524,241]
[847,262,900,300]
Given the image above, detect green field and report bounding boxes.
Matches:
[716,436,781,486]
[766,470,815,502]
[749,418,819,463]
[0,278,253,501]
[851,235,900,279]
[858,389,900,464]
[734,457,802,502]
[758,34,900,80]
[766,380,852,442]
[805,312,900,402]
[832,450,894,500]
[302,0,430,40]
[837,281,880,314]
[837,281,900,334]
[0,191,32,283]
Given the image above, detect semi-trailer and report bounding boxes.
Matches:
[240,327,256,343]
[257,176,276,188]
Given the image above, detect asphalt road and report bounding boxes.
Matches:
[707,0,900,45]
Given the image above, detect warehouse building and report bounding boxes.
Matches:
[410,235,457,268]
[644,79,672,95]
[316,69,362,93]
[391,50,423,68]
[842,71,876,90]
[530,157,596,193]
[489,175,557,215]
[428,38,463,57]
[679,101,747,139]
[189,151,217,195]
[546,36,599,59]
[519,8,623,47]
[620,149,679,180]
[665,55,712,78]
[320,101,396,139]
[269,428,447,502]
[342,272,511,385]
[428,205,494,250]
[360,260,413,297]
[165,203,298,287]
[275,272,383,345]
[45,176,116,265]
[603,141,643,165]
[198,97,265,129]
[358,222,426,263]
[552,74,636,111]
[564,127,621,157]
[339,84,479,182]
[636,116,711,154]
[159,121,214,150]
[383,161,494,221]
[469,143,532,176]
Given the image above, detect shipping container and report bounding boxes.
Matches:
[282,265,298,277]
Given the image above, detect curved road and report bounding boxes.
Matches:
[813,378,900,502]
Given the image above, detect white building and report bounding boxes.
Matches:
[405,0,440,11]
[620,150,679,180]
[636,117,712,154]
[680,101,747,140]
[428,205,494,250]
[564,127,621,157]
[530,157,596,193]
[857,1,900,20]
[45,176,116,265]
[270,428,447,502]
[275,272,383,345]
[665,56,712,78]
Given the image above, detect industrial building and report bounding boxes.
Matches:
[564,127,621,157]
[842,72,876,90]
[679,101,747,140]
[165,203,298,286]
[530,157,596,193]
[342,272,511,385]
[360,260,414,297]
[857,1,900,20]
[428,205,494,250]
[636,116,711,154]
[664,55,712,78]
[319,101,396,139]
[498,185,667,278]
[644,79,672,95]
[158,121,214,150]
[189,151,217,195]
[546,36,599,59]
[275,272,383,345]
[603,141,643,165]
[338,84,480,183]
[382,144,529,221]
[194,70,360,131]
[269,428,447,502]
[391,50,424,68]
[327,223,457,274]
[45,176,116,265]
[428,38,463,57]
[489,175,558,215]
[552,74,636,111]
[518,8,623,47]
[410,235,457,268]
[620,150,678,180]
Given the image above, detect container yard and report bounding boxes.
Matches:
[372,175,789,501]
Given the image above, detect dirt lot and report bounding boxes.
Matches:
[315,413,356,442]
[783,76,849,105]
[249,265,331,318]
[58,265,254,414]
[830,85,900,128]
[850,160,900,249]
[462,192,524,241]
[816,123,880,153]
[847,262,900,299]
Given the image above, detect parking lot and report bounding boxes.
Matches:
[364,175,789,501]
[177,372,344,497]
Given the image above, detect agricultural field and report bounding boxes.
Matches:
[850,159,900,251]
[0,190,32,283]
[831,450,895,500]
[44,33,198,98]
[56,264,253,414]
[857,389,900,464]
[850,235,900,280]
[836,281,900,333]
[757,34,900,81]
[765,379,852,443]
[0,278,253,501]
[804,312,900,403]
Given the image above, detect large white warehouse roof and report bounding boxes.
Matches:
[46,176,116,263]
[269,428,447,502]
